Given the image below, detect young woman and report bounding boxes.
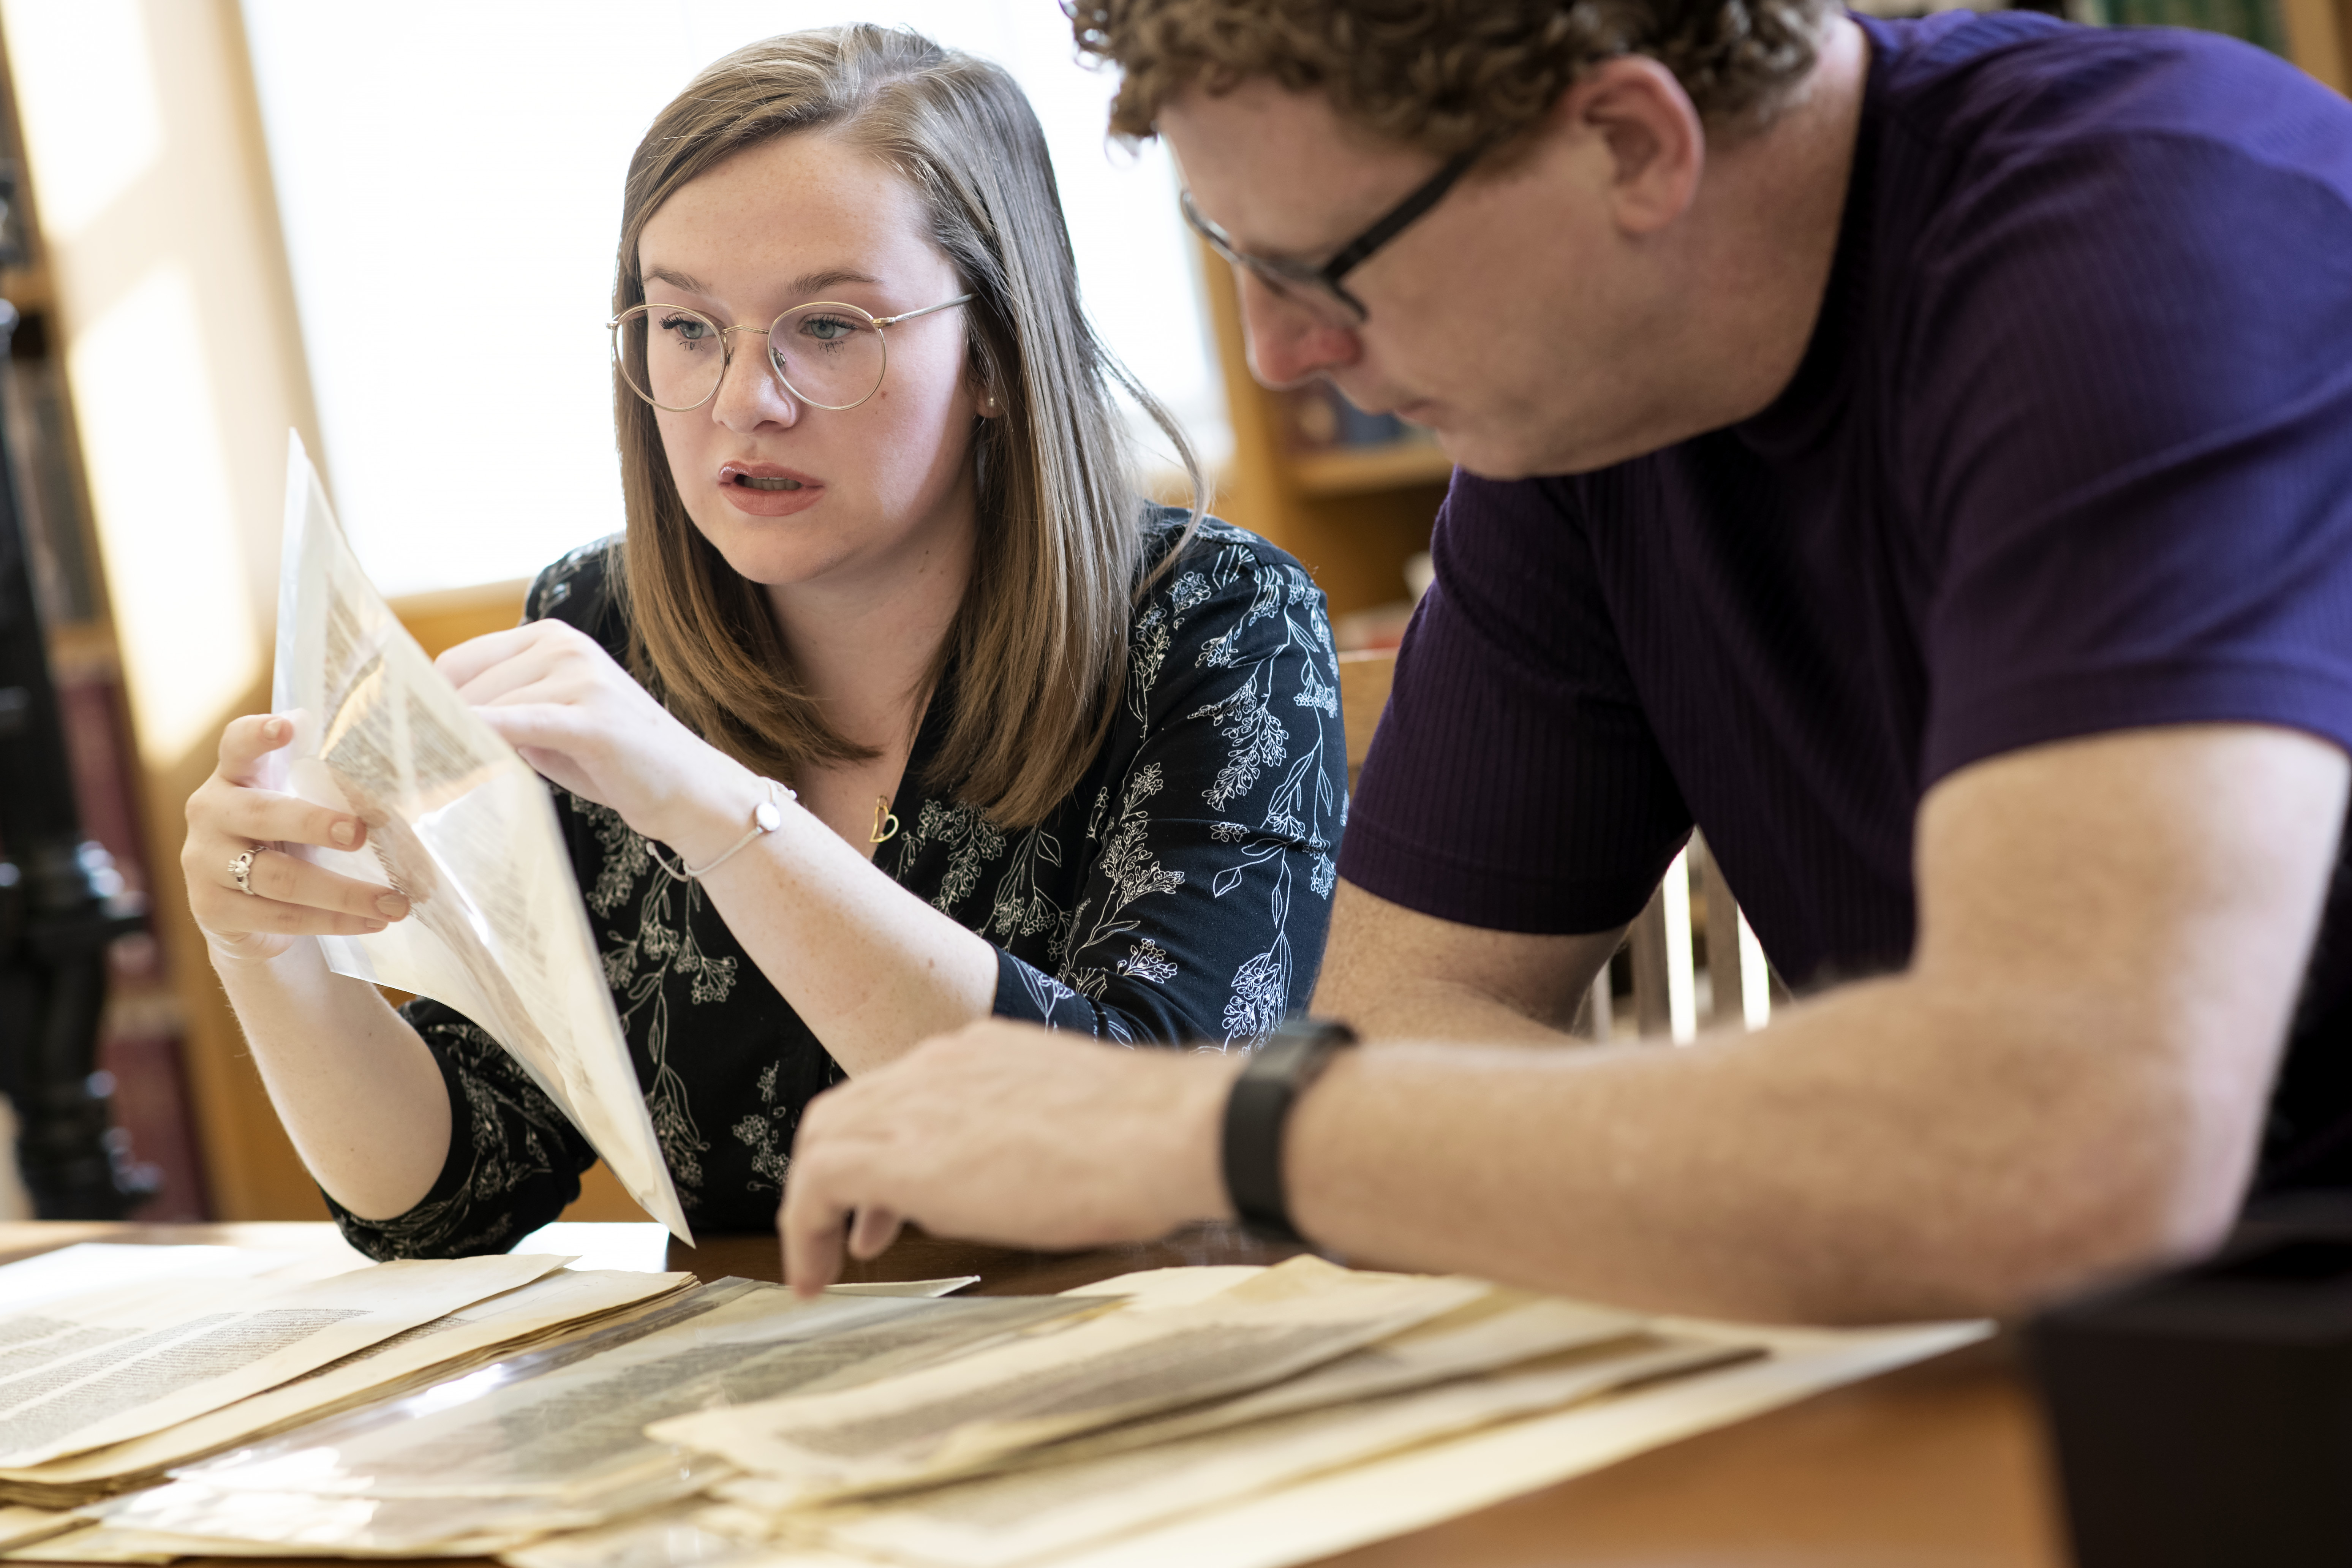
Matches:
[179,26,1346,1257]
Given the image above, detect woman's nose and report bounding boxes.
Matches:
[710,332,800,432]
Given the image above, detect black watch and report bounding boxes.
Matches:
[1222,1016,1358,1244]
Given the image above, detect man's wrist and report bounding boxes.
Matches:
[1220,1018,1359,1242]
[1176,1052,1249,1227]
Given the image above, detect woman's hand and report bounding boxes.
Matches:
[439,621,751,854]
[182,715,410,965]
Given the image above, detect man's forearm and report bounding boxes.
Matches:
[1309,895,1619,1043]
[1322,975,1591,1044]
[1285,972,2260,1323]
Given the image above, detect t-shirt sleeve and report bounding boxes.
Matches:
[1897,89,2352,781]
[324,999,597,1261]
[1339,472,1693,935]
[993,531,1348,1048]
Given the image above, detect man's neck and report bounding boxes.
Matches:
[1666,15,1873,432]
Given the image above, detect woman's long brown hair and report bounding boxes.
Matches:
[613,25,1201,826]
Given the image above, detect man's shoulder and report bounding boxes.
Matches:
[524,536,628,655]
[1866,10,2352,186]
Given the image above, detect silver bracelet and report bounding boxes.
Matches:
[646,776,793,882]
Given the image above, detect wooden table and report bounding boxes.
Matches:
[0,1222,2072,1567]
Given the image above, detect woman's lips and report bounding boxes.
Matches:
[718,462,824,517]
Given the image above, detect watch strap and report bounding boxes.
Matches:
[1223,1016,1358,1244]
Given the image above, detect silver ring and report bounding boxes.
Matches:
[229,847,261,896]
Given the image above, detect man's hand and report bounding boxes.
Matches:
[779,1023,1242,1293]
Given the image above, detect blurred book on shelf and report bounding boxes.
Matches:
[1846,0,2289,55]
[2090,0,2288,51]
[3,315,95,628]
[1332,550,1434,653]
[1278,381,1423,453]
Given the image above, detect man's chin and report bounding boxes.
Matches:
[1431,428,1550,483]
[1438,419,1667,482]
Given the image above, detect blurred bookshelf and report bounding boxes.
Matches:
[2088,0,2292,50]
[1291,436,1457,499]
[0,64,207,1220]
[1849,0,2349,87]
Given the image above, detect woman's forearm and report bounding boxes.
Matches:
[696,801,998,1076]
[212,940,453,1219]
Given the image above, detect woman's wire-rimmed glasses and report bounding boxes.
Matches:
[609,294,974,413]
[1181,143,1485,326]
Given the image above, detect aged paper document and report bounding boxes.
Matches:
[648,1261,1491,1499]
[1008,1286,1663,1467]
[270,432,686,1241]
[74,1286,1100,1556]
[0,1246,310,1318]
[786,1337,1750,1567]
[1024,1317,1994,1568]
[0,1510,80,1556]
[0,1253,562,1469]
[482,1318,1986,1568]
[0,1268,693,1502]
[177,1288,1102,1502]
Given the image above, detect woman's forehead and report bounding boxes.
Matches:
[639,132,946,297]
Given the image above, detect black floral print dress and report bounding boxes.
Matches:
[329,512,1349,1257]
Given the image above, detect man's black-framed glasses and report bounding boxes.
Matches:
[1180,143,1484,326]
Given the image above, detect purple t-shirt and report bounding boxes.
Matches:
[1341,11,2352,1189]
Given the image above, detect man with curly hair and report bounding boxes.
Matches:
[781,0,2352,1322]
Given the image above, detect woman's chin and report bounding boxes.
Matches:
[700,531,863,594]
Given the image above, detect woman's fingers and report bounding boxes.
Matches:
[188,713,408,959]
[205,885,393,939]
[239,845,410,921]
[189,838,407,922]
[207,714,370,849]
[439,621,605,706]
[206,781,368,852]
[434,623,547,692]
[217,713,301,781]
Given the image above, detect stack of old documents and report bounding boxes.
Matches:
[618,1256,1977,1568]
[0,1246,693,1559]
[44,1278,1105,1561]
[5,1255,1985,1568]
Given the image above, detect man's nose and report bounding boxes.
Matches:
[1237,273,1362,390]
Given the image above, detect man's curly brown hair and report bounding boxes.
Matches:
[1069,0,1832,152]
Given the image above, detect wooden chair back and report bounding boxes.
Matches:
[1331,645,1772,1044]
[1335,649,1397,788]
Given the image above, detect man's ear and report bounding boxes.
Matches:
[1558,57,1707,236]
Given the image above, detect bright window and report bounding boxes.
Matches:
[240,1,1228,597]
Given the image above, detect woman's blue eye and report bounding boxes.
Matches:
[660,314,714,344]
[800,315,857,345]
